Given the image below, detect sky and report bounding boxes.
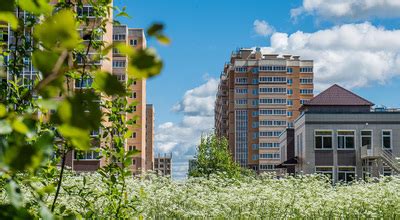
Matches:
[114,0,400,179]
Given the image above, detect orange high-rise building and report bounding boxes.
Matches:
[215,48,314,172]
[1,1,155,174]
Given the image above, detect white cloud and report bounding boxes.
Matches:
[261,22,400,91]
[292,0,400,21]
[253,20,275,36]
[155,78,218,179]
[172,78,218,116]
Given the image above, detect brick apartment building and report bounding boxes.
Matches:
[1,1,155,174]
[278,84,400,182]
[215,48,314,172]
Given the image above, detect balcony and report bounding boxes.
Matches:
[360,145,381,159]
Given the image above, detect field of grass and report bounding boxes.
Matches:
[3,173,400,218]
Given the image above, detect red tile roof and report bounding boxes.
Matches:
[304,84,374,106]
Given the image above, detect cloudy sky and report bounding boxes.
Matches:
[116,0,400,179]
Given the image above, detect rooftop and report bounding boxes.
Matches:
[303,84,374,107]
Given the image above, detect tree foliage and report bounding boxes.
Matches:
[189,134,246,178]
[0,0,169,218]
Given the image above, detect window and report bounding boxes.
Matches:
[315,167,333,181]
[361,131,372,149]
[287,100,293,106]
[113,34,126,41]
[260,153,280,159]
[315,131,333,149]
[259,66,286,72]
[300,89,313,94]
[252,111,258,117]
[75,78,93,88]
[259,164,276,170]
[115,74,125,81]
[90,130,100,137]
[300,78,313,84]
[252,89,258,95]
[382,130,392,149]
[300,67,313,72]
[252,122,259,128]
[259,87,286,94]
[130,39,138,46]
[338,167,355,182]
[77,5,95,17]
[131,132,136,138]
[252,79,258,84]
[252,68,259,74]
[260,120,286,127]
[76,53,102,65]
[131,92,137,99]
[235,77,247,84]
[235,99,247,105]
[259,131,282,137]
[113,60,126,68]
[259,77,286,83]
[287,89,293,95]
[252,132,258,139]
[74,150,100,160]
[287,79,293,85]
[287,111,293,117]
[235,67,247,72]
[287,67,293,73]
[300,99,309,105]
[252,100,258,106]
[259,143,280,148]
[259,98,286,105]
[259,109,286,115]
[252,144,259,150]
[129,146,136,151]
[235,88,248,94]
[252,154,259,160]
[337,131,355,149]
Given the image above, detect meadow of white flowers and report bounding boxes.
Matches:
[3,173,400,218]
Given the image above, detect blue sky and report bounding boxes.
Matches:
[115,0,400,178]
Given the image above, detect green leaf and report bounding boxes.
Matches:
[116,11,131,19]
[52,91,101,131]
[0,205,34,220]
[156,35,171,45]
[147,23,170,45]
[93,71,126,96]
[147,23,164,37]
[11,118,29,134]
[34,10,80,51]
[128,48,163,78]
[0,104,6,117]
[32,51,60,77]
[0,0,15,12]
[117,44,163,79]
[17,0,53,15]
[58,124,90,150]
[0,12,18,30]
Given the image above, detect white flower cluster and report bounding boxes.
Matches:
[3,173,400,218]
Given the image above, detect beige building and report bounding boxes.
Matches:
[112,25,148,173]
[146,104,155,170]
[215,48,314,172]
